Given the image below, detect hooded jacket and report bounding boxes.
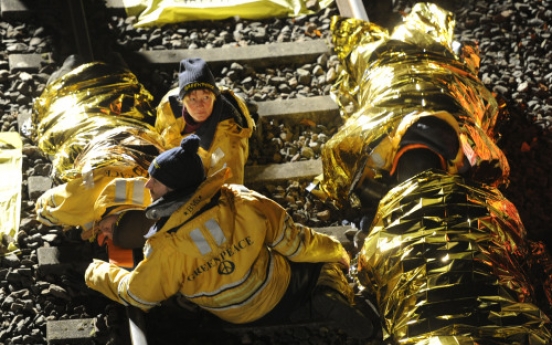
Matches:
[155,87,255,185]
[85,168,347,324]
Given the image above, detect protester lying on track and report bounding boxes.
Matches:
[358,169,552,344]
[32,56,164,242]
[155,57,255,185]
[310,3,510,211]
[84,134,377,340]
[31,55,253,276]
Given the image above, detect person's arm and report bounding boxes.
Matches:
[155,91,184,149]
[254,193,350,269]
[85,237,184,311]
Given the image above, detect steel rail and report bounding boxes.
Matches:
[127,306,149,345]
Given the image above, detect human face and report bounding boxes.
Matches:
[145,177,173,201]
[182,89,216,123]
[98,214,118,240]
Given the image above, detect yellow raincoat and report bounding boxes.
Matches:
[85,168,348,323]
[32,61,164,239]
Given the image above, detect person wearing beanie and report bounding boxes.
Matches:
[155,57,255,185]
[84,136,377,341]
[147,134,206,198]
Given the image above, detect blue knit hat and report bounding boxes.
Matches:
[148,135,205,191]
[178,58,220,99]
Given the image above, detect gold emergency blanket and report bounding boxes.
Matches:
[35,127,164,236]
[319,3,509,207]
[123,0,335,27]
[32,62,158,181]
[357,170,552,344]
[0,132,22,254]
[32,62,164,238]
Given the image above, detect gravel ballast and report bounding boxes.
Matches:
[1,0,551,344]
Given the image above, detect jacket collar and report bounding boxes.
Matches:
[152,167,232,234]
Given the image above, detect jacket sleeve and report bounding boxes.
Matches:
[85,236,185,311]
[251,191,347,264]
[155,88,183,149]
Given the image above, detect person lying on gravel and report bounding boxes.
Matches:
[311,2,510,211]
[155,57,255,185]
[84,134,376,340]
[32,56,165,242]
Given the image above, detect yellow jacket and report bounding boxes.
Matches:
[85,169,348,323]
[155,87,255,184]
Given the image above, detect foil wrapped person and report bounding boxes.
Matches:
[32,57,165,267]
[32,56,256,269]
[315,2,552,344]
[312,3,509,209]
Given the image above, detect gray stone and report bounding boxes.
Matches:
[8,54,44,73]
[27,175,52,200]
[46,319,96,344]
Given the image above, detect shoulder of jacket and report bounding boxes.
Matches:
[222,184,267,203]
[219,88,256,128]
[144,231,178,257]
[167,95,183,118]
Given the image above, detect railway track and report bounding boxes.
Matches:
[5,0,550,344]
[0,0,379,344]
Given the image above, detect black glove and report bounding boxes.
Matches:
[60,266,89,294]
[353,215,372,250]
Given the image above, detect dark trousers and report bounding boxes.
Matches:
[247,261,323,325]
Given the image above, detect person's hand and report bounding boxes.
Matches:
[354,215,372,250]
[338,250,351,272]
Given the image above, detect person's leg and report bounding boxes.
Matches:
[247,262,323,325]
[392,116,460,183]
[311,262,375,339]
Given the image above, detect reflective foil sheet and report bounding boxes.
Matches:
[72,126,164,183]
[0,132,22,253]
[32,62,164,239]
[357,170,552,344]
[320,3,509,207]
[125,0,335,27]
[32,62,158,181]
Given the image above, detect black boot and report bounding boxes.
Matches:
[311,286,374,339]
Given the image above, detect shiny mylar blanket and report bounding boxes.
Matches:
[319,3,509,208]
[32,62,164,238]
[0,132,22,253]
[358,170,552,344]
[326,2,552,343]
